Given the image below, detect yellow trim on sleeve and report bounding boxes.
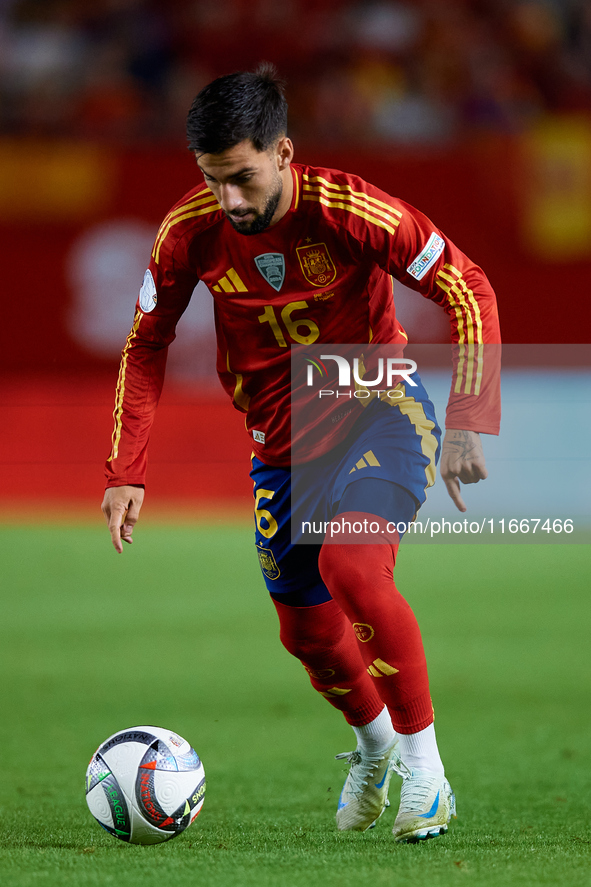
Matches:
[302,193,399,236]
[107,310,143,462]
[156,186,212,229]
[302,173,403,218]
[435,264,484,394]
[152,199,220,263]
[473,344,483,396]
[436,276,466,343]
[449,267,483,347]
[303,182,401,229]
[453,344,484,396]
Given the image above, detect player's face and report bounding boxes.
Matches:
[197,138,293,235]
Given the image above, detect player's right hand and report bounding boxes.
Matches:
[101,485,145,553]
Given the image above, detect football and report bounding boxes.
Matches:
[85,725,205,844]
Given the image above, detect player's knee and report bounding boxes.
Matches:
[279,625,344,664]
[279,629,322,662]
[274,597,348,662]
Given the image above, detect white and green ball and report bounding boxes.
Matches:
[85,726,205,845]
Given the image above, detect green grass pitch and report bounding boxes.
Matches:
[0,523,589,887]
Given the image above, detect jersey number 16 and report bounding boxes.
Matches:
[258,300,319,346]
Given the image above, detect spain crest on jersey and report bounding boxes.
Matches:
[256,544,281,580]
[296,242,337,287]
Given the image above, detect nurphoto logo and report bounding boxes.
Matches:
[305,354,418,399]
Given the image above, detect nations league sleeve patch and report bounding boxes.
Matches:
[139,269,158,312]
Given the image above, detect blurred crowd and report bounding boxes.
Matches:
[1,0,591,146]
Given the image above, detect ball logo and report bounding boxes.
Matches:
[138,770,163,824]
[353,623,375,642]
[106,785,127,828]
[191,781,206,805]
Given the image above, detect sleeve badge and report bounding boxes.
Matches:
[139,269,158,312]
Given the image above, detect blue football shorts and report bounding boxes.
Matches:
[250,376,441,607]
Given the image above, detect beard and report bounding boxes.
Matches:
[225,178,283,236]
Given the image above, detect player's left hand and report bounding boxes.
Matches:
[440,429,487,513]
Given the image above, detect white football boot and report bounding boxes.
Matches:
[335,740,409,831]
[392,770,456,842]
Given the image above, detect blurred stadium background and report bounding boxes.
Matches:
[1,0,590,516]
[1,10,590,885]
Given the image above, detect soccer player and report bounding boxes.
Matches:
[102,65,500,842]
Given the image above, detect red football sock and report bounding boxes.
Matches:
[318,513,434,734]
[272,597,385,726]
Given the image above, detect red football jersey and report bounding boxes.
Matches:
[105,163,501,485]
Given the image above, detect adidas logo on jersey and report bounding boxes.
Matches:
[348,450,381,474]
[212,268,248,293]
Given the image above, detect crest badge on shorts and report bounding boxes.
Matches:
[256,544,281,580]
[254,253,285,291]
[296,242,337,287]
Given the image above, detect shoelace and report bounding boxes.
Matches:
[335,749,410,797]
[399,773,441,812]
